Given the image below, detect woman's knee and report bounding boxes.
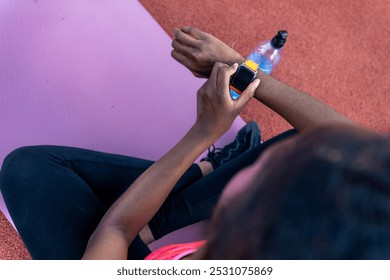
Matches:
[0,146,52,191]
[2,145,47,167]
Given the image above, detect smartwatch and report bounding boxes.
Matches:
[229,60,259,100]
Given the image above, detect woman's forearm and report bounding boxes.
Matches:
[233,55,354,131]
[102,124,217,236]
[83,124,218,259]
[254,70,354,131]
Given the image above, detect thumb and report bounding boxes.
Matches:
[235,79,260,108]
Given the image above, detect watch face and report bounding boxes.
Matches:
[230,66,255,92]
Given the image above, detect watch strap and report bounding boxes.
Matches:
[243,60,259,72]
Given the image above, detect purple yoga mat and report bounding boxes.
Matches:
[0,0,244,241]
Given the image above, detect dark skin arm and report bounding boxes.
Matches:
[82,63,259,259]
[171,26,355,132]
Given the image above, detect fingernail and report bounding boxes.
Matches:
[233,63,238,68]
[254,79,260,88]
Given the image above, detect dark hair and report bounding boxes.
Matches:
[202,125,390,259]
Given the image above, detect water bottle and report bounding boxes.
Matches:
[230,30,288,100]
[247,30,288,75]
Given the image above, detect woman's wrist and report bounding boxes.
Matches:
[192,121,224,144]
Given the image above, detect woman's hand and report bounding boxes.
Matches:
[171,26,244,78]
[195,62,260,139]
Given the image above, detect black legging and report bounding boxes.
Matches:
[0,130,296,259]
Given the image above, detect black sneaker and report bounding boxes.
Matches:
[201,121,261,169]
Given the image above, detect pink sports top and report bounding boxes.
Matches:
[145,240,206,260]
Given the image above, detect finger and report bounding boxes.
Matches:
[171,50,207,78]
[209,62,228,88]
[235,78,260,107]
[216,63,239,96]
[171,39,193,54]
[181,26,207,40]
[174,28,199,46]
[171,49,190,67]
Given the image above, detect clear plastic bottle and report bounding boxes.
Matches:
[230,30,288,100]
[247,30,288,75]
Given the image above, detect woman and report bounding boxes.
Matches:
[3,27,385,260]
